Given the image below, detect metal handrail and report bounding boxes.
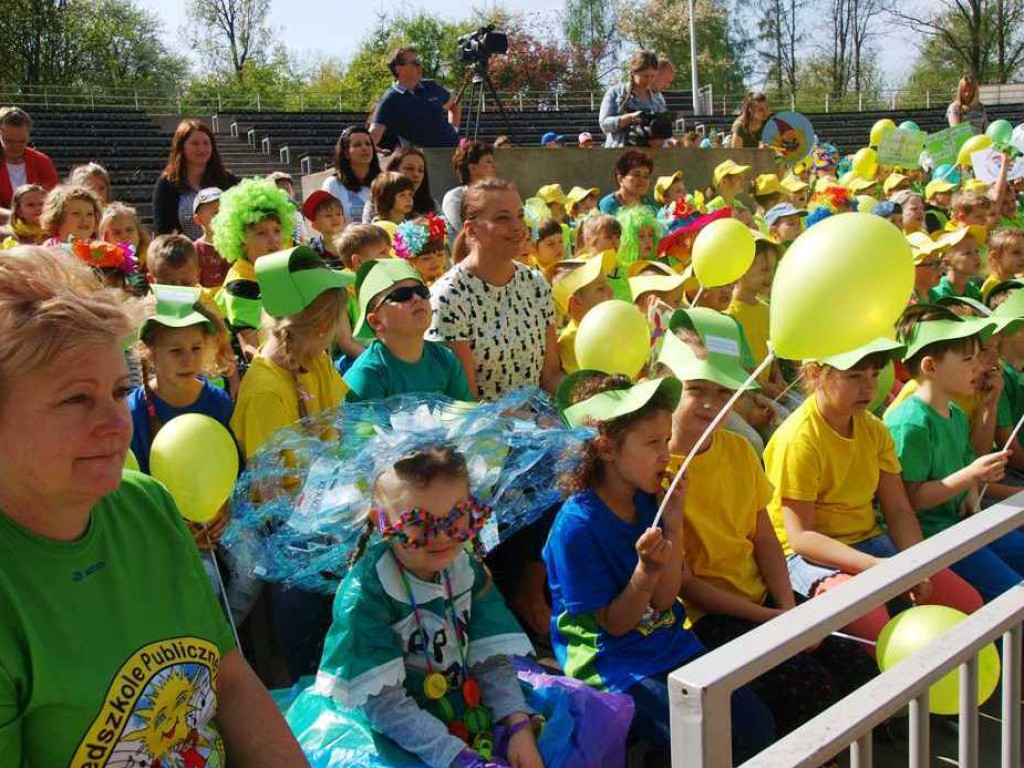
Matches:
[669,492,1024,767]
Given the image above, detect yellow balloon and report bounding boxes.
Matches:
[692,218,756,288]
[150,414,239,524]
[957,134,992,167]
[124,449,140,472]
[575,300,650,379]
[770,212,913,359]
[877,606,1000,716]
[870,118,896,148]
[852,147,878,179]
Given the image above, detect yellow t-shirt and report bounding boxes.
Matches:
[726,297,770,385]
[558,321,579,374]
[981,273,1003,301]
[885,378,978,426]
[764,395,901,556]
[230,351,347,458]
[673,432,775,621]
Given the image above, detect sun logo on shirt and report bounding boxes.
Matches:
[123,668,204,761]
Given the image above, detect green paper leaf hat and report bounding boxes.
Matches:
[140,285,214,338]
[558,373,682,428]
[255,246,354,319]
[352,258,424,340]
[657,307,759,391]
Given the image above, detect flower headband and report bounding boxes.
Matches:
[69,239,138,275]
[393,213,447,260]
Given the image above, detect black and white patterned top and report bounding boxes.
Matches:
[427,262,555,401]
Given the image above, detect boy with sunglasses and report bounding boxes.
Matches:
[344,259,473,402]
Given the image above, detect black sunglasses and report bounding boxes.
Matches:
[381,283,430,306]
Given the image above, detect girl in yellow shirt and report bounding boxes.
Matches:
[763,337,982,644]
[657,308,876,736]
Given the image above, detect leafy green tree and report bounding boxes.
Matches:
[563,0,619,87]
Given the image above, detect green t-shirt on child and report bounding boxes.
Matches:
[884,394,975,538]
[343,339,473,402]
[929,275,983,304]
[1000,361,1024,444]
[0,471,236,767]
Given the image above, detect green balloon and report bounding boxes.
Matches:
[987,119,1014,146]
[899,121,920,132]
[124,449,140,472]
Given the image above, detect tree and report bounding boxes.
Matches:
[563,0,620,87]
[616,0,748,96]
[187,0,273,81]
[747,0,803,94]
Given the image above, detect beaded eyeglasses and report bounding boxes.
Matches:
[374,498,492,549]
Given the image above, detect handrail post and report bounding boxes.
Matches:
[669,671,732,768]
[959,656,979,768]
[859,91,863,112]
[850,732,872,768]
[909,692,929,767]
[257,91,261,113]
[926,90,931,109]
[590,91,595,111]
[1002,623,1022,768]
[134,90,139,110]
[825,93,829,113]
[218,91,223,112]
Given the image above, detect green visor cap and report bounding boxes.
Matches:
[562,376,682,428]
[353,258,424,340]
[902,317,997,361]
[993,286,1024,320]
[658,307,760,391]
[814,336,906,370]
[255,245,354,318]
[935,294,1023,336]
[140,285,213,337]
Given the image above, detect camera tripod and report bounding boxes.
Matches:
[452,60,514,141]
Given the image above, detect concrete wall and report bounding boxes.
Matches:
[301,147,779,204]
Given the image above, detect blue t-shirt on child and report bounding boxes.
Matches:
[128,379,234,474]
[543,489,704,692]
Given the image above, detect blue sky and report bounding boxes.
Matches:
[140,0,914,86]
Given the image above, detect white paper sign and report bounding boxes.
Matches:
[970,148,1024,184]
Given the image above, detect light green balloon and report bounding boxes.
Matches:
[124,449,140,472]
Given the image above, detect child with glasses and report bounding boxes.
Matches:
[344,258,473,402]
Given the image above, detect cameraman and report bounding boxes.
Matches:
[369,46,461,149]
[598,51,669,148]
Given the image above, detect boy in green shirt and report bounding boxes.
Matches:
[885,306,1024,602]
[343,259,472,402]
[929,226,984,303]
[987,280,1024,472]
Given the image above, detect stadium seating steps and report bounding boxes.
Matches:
[18,94,1024,222]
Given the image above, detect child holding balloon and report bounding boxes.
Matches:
[213,177,296,362]
[545,372,775,763]
[885,308,1024,603]
[764,336,983,644]
[655,309,877,736]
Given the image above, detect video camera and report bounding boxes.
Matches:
[457,25,509,65]
[627,110,677,146]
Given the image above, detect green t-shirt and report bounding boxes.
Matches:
[343,340,473,403]
[929,275,984,304]
[884,394,975,537]
[0,471,235,767]
[1000,360,1024,444]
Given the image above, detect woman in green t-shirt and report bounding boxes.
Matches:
[0,246,308,767]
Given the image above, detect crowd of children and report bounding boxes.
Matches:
[6,121,1024,767]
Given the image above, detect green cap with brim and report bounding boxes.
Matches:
[937,295,1024,337]
[902,317,997,361]
[140,285,214,338]
[562,376,682,428]
[256,245,354,318]
[814,336,906,370]
[353,258,424,340]
[661,307,761,391]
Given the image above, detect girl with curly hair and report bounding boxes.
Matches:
[212,178,296,361]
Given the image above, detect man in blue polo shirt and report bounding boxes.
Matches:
[369,46,461,149]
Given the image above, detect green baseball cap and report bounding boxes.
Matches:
[140,285,214,338]
[815,337,905,370]
[353,258,424,340]
[902,316,997,360]
[562,375,682,428]
[657,307,760,391]
[255,245,354,318]
[937,295,1023,336]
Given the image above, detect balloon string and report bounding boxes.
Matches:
[204,528,242,650]
[652,352,775,528]
[976,409,1024,511]
[771,371,805,404]
[690,286,704,308]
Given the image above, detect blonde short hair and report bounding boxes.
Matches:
[0,246,135,403]
[69,163,112,204]
[260,288,347,372]
[99,202,151,255]
[40,185,103,238]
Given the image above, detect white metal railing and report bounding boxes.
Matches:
[669,491,1024,767]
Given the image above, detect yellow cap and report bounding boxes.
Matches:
[629,272,687,301]
[654,172,684,205]
[565,186,599,214]
[754,174,783,197]
[627,260,679,278]
[882,173,908,195]
[537,183,567,206]
[844,175,877,193]
[925,179,957,200]
[552,250,616,314]
[906,231,945,265]
[962,178,989,195]
[780,174,809,193]
[713,159,752,187]
[935,224,987,249]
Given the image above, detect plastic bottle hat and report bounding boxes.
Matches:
[255,246,354,318]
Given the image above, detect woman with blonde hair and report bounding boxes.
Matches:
[947,74,989,134]
[731,91,772,148]
[598,50,669,147]
[0,245,308,767]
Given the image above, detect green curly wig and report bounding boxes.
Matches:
[212,177,296,263]
[616,205,662,267]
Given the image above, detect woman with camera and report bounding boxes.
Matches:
[599,51,669,148]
